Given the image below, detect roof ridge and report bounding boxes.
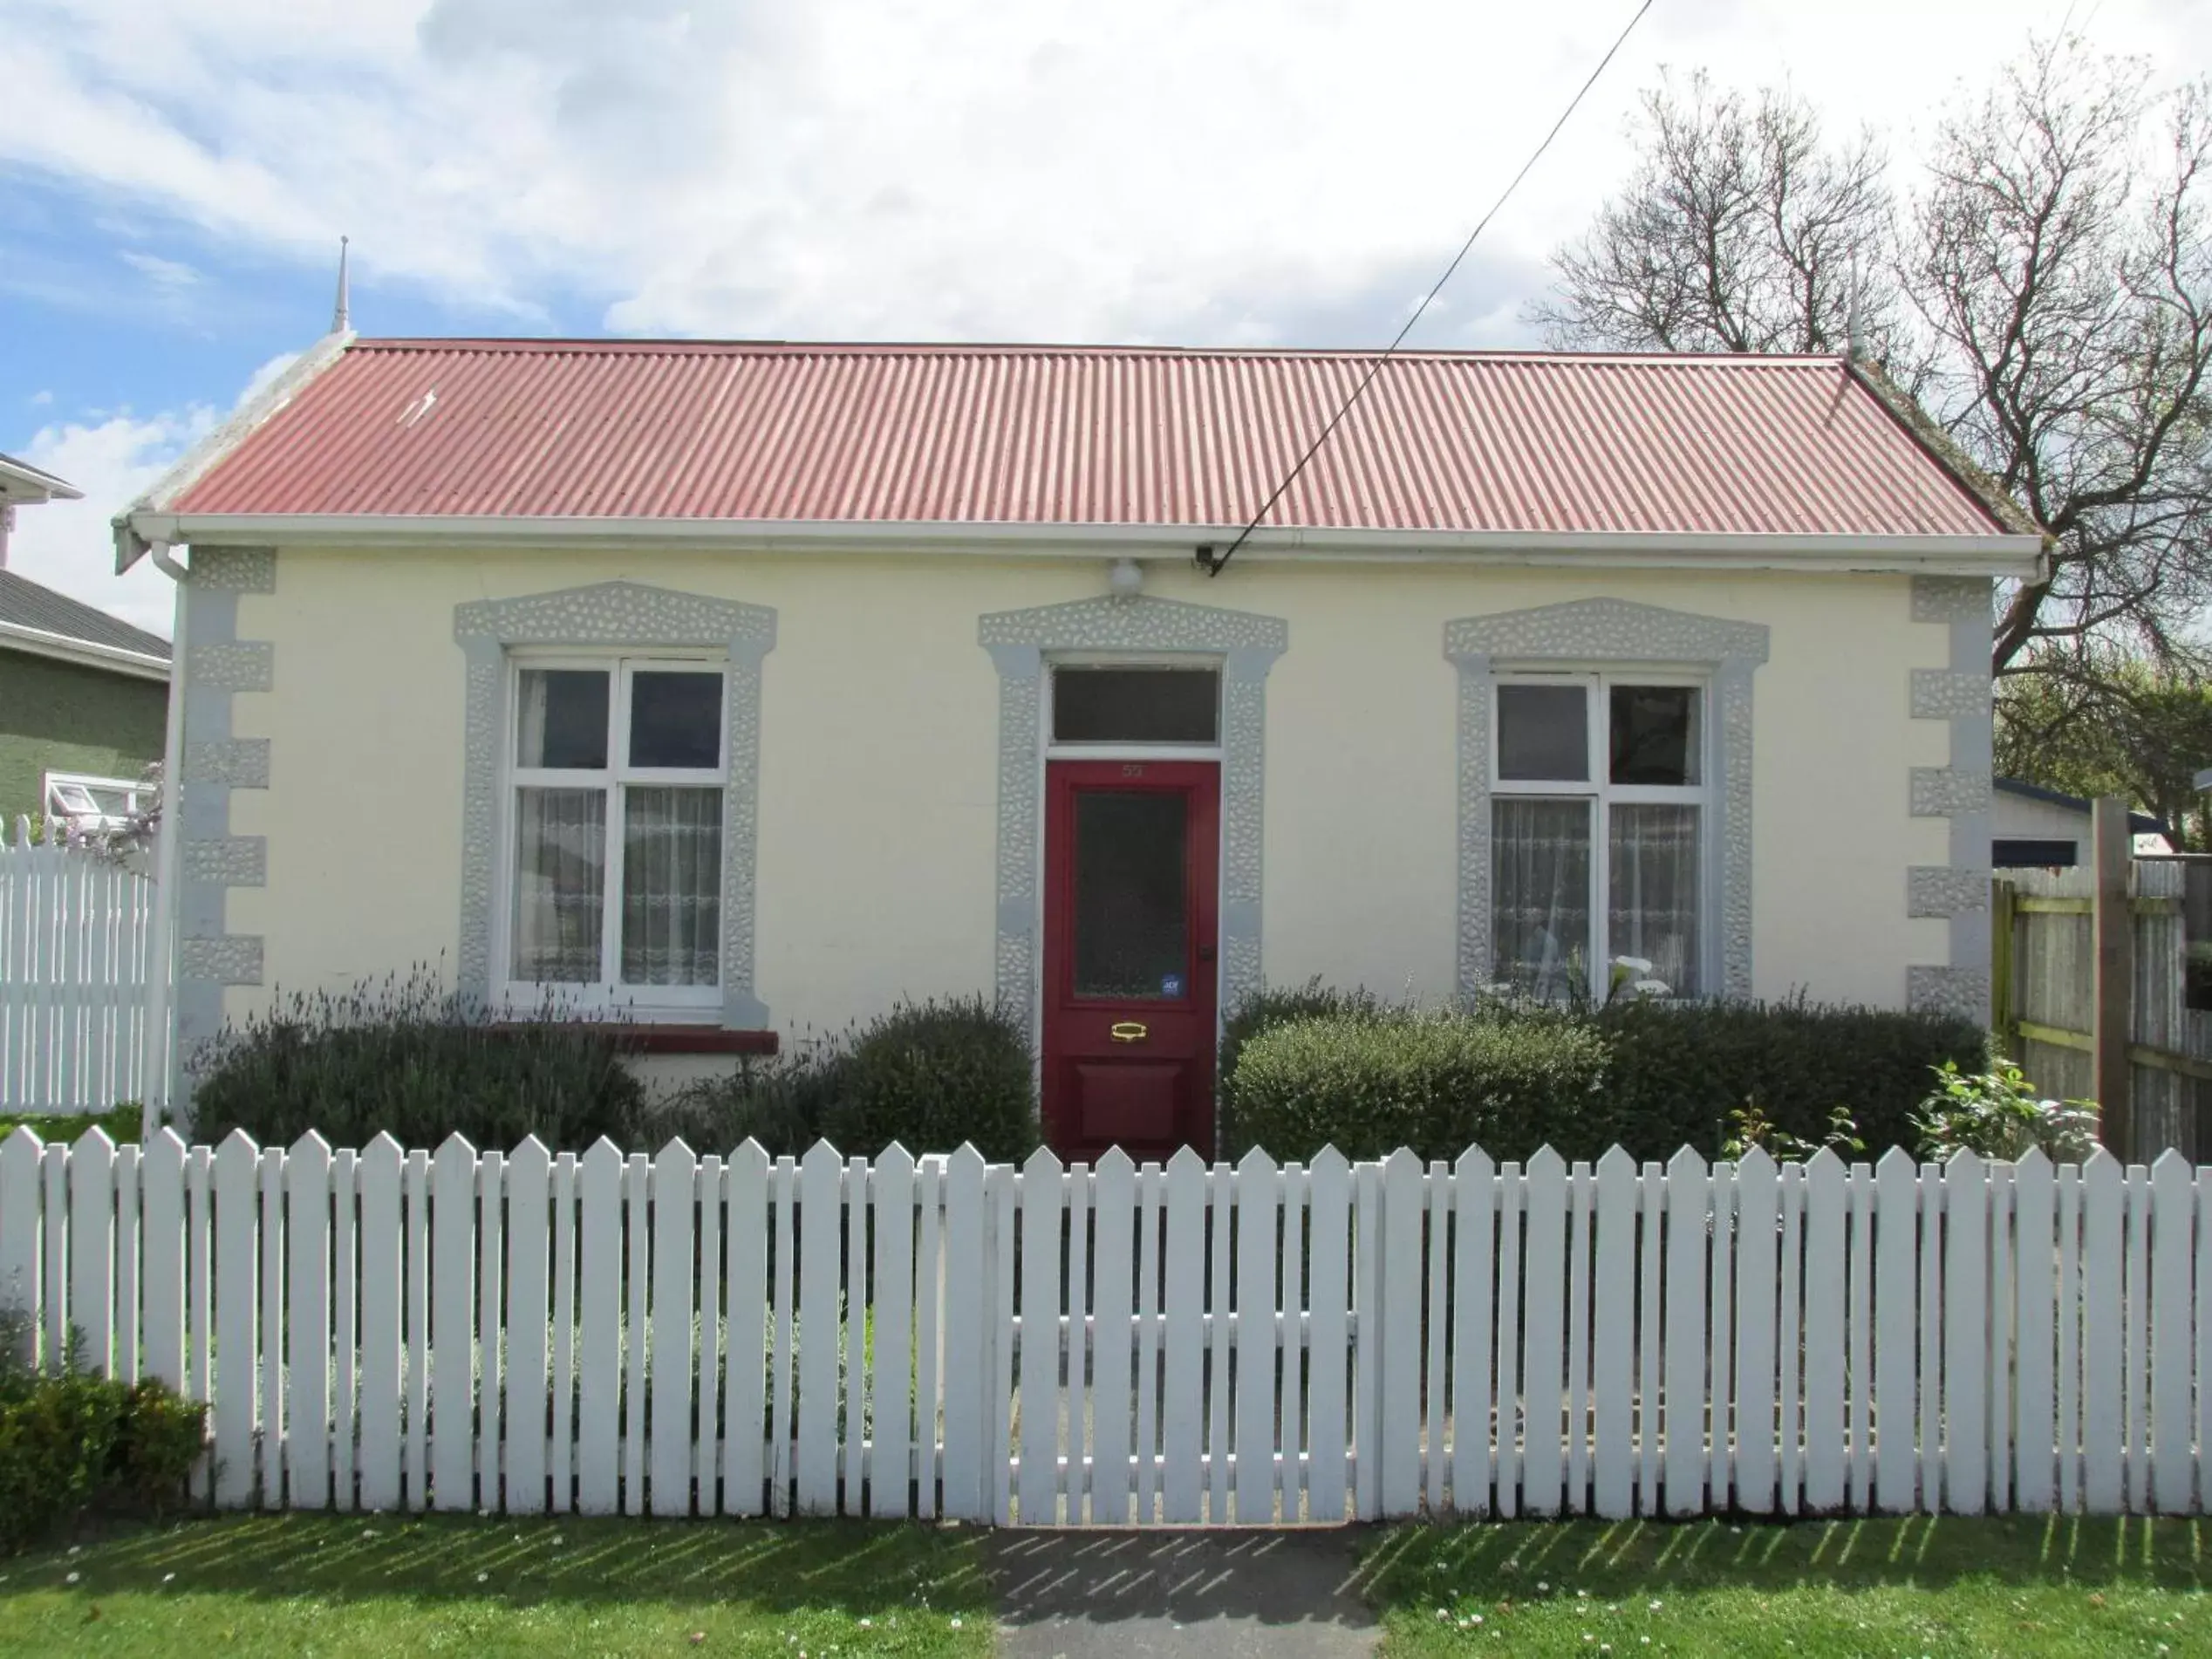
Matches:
[345,337,1851,368]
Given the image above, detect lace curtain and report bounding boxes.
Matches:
[513,787,605,982]
[1492,798,1592,1000]
[621,787,722,986]
[1608,803,1700,995]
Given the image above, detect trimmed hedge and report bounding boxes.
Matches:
[190,969,649,1153]
[1219,986,1990,1163]
[661,996,1041,1162]
[1226,1007,1609,1162]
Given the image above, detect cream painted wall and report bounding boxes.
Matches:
[222,549,1958,1031]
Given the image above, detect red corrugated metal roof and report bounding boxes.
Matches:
[168,340,2011,537]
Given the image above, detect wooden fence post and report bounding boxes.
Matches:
[2093,796,2135,1160]
[1990,877,2018,1060]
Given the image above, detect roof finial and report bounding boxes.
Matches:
[1845,255,1865,364]
[331,235,352,335]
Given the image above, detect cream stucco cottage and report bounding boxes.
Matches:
[115,332,2042,1157]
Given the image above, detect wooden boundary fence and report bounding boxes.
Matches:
[8,1128,2212,1522]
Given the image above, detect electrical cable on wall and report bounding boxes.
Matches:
[1199,0,1659,576]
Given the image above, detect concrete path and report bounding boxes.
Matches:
[985,1527,1380,1658]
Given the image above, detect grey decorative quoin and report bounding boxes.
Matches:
[1444,598,1771,1002]
[175,546,278,1097]
[1906,576,1994,1021]
[453,581,777,1027]
[979,594,1288,1044]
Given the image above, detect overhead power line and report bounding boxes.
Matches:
[1200,0,1658,576]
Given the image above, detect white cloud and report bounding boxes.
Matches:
[3,352,297,637]
[28,391,52,406]
[119,249,200,288]
[0,1,2206,349]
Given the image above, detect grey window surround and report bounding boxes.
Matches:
[454,580,776,1027]
[980,595,1287,1047]
[1445,598,1770,1002]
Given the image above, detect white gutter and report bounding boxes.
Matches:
[0,618,170,681]
[120,511,2048,577]
[143,543,188,1137]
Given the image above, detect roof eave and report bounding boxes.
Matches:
[125,512,2047,576]
[0,618,172,681]
[1846,359,2048,543]
[112,328,358,572]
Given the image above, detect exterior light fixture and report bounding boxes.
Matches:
[1108,557,1144,598]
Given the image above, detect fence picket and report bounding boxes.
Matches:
[506,1138,551,1516]
[843,1154,869,1507]
[939,1145,988,1521]
[624,1151,651,1515]
[726,1142,770,1518]
[1018,1146,1063,1526]
[141,1130,185,1391]
[1307,1148,1351,1523]
[0,1128,41,1333]
[429,1136,477,1511]
[477,1148,504,1512]
[2012,1150,2056,1512]
[287,1133,332,1511]
[258,1143,286,1509]
[68,1129,115,1376]
[1090,1149,1135,1525]
[1520,1147,1567,1516]
[2058,1161,2083,1512]
[1944,1151,1989,1514]
[1235,1148,1280,1524]
[212,1130,259,1509]
[2124,1164,2152,1512]
[1423,1160,1450,1518]
[1162,1147,1205,1524]
[1593,1148,1635,1519]
[2082,1151,2125,1512]
[695,1153,723,1515]
[1566,1161,1594,1514]
[358,1136,403,1512]
[1803,1150,1847,1512]
[1492,1158,1521,1519]
[1733,1148,1778,1514]
[1874,1148,1918,1512]
[550,1150,578,1514]
[796,1142,843,1514]
[1451,1147,1496,1518]
[651,1139,699,1518]
[1205,1162,1232,1524]
[1847,1161,1874,1512]
[1662,1148,1707,1516]
[2149,1150,2193,1514]
[577,1140,623,1515]
[1637,1160,1662,1517]
[330,1145,357,1511]
[870,1145,916,1519]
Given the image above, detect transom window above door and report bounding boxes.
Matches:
[1492,675,1707,1001]
[1050,665,1220,745]
[505,659,727,1012]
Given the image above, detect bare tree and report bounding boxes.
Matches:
[1533,72,1908,364]
[1537,38,2212,679]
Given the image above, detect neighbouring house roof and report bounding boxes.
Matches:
[0,568,171,680]
[0,451,83,506]
[1994,777,2167,838]
[117,338,2044,567]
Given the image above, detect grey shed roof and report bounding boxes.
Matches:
[0,568,170,660]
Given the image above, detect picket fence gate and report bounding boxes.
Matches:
[0,819,158,1113]
[6,1127,2212,1524]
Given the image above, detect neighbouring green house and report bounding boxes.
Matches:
[0,452,170,827]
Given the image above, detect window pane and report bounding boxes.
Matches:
[517,670,610,769]
[1492,797,1591,1000]
[1053,667,1219,744]
[1609,803,1700,996]
[1073,790,1189,999]
[513,787,606,982]
[622,787,722,987]
[1610,686,1700,785]
[630,671,724,769]
[1497,684,1589,781]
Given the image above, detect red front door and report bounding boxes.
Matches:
[1041,760,1219,1162]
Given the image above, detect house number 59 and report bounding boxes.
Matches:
[1122,763,1145,777]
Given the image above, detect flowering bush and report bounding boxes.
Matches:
[1912,1060,2099,1162]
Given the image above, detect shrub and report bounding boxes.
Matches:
[0,1319,207,1553]
[1226,1007,1609,1162]
[660,996,1040,1160]
[1587,996,1991,1159]
[1219,980,1382,1154]
[190,966,648,1153]
[1913,1059,2098,1162]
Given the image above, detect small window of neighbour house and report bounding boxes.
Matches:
[506,660,726,1010]
[1492,676,1706,1001]
[43,771,147,828]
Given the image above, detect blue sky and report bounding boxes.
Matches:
[3,0,2197,636]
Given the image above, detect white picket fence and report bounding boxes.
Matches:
[4,1128,2212,1522]
[0,819,157,1113]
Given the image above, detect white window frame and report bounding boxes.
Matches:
[43,769,150,829]
[1490,668,1713,996]
[495,651,729,1017]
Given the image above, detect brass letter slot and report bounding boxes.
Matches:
[1109,1021,1149,1043]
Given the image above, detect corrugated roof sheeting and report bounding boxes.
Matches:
[172,341,2008,537]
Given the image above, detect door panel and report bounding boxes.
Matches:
[1042,760,1219,1161]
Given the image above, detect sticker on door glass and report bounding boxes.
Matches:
[1160,973,1185,998]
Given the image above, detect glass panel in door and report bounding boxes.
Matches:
[1072,790,1190,1000]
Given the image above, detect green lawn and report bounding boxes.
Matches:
[1364,1514,2212,1656]
[0,1512,993,1656]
